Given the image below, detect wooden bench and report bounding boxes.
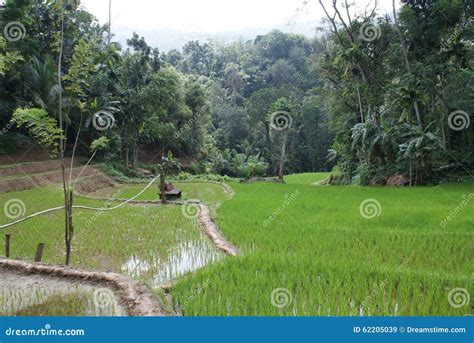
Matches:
[159,182,182,199]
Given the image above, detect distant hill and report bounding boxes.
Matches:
[111,20,323,51]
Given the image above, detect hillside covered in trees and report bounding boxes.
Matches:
[0,0,472,185]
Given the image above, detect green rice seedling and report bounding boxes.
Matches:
[172,177,473,316]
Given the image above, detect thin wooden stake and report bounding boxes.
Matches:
[5,233,11,258]
[35,243,44,262]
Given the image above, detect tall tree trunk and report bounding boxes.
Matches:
[392,0,423,130]
[133,142,139,169]
[125,143,129,168]
[108,0,112,45]
[57,7,74,266]
[278,130,288,182]
[160,171,167,204]
[356,85,364,123]
[439,98,447,149]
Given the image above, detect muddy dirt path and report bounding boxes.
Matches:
[197,203,240,256]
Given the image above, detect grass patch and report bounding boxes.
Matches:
[12,292,122,316]
[0,182,227,285]
[172,175,473,316]
[284,173,330,185]
[91,181,231,207]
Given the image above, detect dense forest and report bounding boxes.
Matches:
[0,0,472,185]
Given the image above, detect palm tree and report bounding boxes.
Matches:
[24,56,61,117]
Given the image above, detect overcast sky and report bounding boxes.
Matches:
[80,0,400,50]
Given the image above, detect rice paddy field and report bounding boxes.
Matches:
[0,180,231,315]
[0,182,230,282]
[91,181,230,207]
[171,174,473,316]
[0,171,473,316]
[284,172,331,185]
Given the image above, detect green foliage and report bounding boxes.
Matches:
[1,0,471,183]
[63,38,96,99]
[317,0,473,184]
[174,172,233,182]
[90,136,109,152]
[0,36,23,76]
[10,107,62,156]
[23,56,59,114]
[233,153,268,179]
[157,151,181,175]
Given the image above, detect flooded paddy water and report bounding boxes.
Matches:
[0,181,232,315]
[122,233,224,285]
[0,271,125,316]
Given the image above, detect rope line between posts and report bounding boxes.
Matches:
[0,175,160,230]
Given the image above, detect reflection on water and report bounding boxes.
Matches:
[123,255,150,277]
[0,273,125,316]
[122,234,224,285]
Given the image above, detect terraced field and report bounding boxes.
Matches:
[1,162,472,317]
[0,160,231,315]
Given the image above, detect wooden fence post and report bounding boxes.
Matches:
[5,233,11,258]
[35,243,44,262]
